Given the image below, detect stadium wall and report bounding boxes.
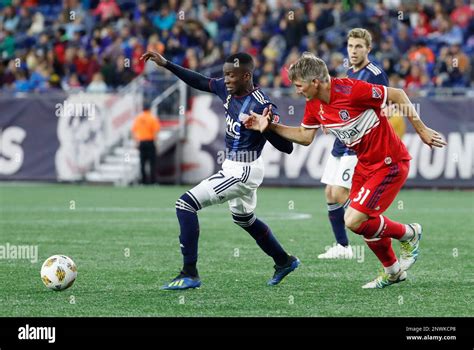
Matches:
[0,94,473,188]
[183,95,474,188]
[0,93,140,181]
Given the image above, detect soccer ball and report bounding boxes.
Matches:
[40,255,77,291]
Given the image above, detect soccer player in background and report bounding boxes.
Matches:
[140,51,300,290]
[245,52,446,288]
[318,28,389,260]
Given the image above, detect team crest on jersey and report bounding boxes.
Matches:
[339,110,350,121]
[372,87,382,99]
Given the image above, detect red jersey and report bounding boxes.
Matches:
[301,78,411,172]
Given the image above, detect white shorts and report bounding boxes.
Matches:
[321,154,358,189]
[187,157,264,215]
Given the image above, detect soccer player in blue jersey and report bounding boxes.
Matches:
[140,51,300,290]
[318,28,390,260]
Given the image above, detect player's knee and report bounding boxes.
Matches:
[333,187,349,204]
[231,212,256,228]
[175,193,201,213]
[325,185,336,202]
[344,212,363,232]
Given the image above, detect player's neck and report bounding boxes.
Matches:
[316,80,331,104]
[352,58,370,72]
[235,83,255,96]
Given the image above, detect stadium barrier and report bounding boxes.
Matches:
[0,92,141,181]
[0,93,472,188]
[183,95,474,188]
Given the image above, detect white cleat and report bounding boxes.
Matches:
[362,269,407,289]
[318,243,353,259]
[400,223,422,271]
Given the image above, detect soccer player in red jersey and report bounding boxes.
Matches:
[244,52,446,288]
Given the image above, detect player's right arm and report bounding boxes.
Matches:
[141,51,212,92]
[268,124,317,146]
[386,87,446,148]
[245,108,317,146]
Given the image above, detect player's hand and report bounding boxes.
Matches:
[418,127,447,148]
[140,51,167,67]
[244,107,271,133]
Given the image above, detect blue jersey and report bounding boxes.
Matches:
[210,78,277,162]
[331,61,389,157]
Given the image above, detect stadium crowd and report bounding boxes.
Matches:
[0,0,473,94]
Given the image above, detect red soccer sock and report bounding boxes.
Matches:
[355,215,406,240]
[364,237,398,268]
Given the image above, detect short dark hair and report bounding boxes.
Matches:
[143,100,151,110]
[225,53,254,72]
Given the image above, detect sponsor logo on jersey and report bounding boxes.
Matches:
[327,109,380,147]
[331,126,361,141]
[226,115,240,138]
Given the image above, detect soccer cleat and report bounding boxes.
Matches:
[161,271,201,290]
[267,256,301,286]
[318,243,353,259]
[362,269,407,289]
[400,223,422,271]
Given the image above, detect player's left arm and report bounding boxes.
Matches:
[263,130,294,154]
[260,105,293,154]
[386,87,447,148]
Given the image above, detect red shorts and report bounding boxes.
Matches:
[349,161,409,217]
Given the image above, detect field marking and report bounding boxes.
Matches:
[0,212,312,224]
[1,206,472,213]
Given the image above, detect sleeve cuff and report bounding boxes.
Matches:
[301,123,320,129]
[381,85,388,108]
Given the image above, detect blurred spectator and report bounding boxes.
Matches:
[2,6,18,32]
[435,43,471,87]
[0,0,471,94]
[413,11,433,38]
[17,7,32,34]
[27,11,45,36]
[430,16,464,46]
[153,4,176,32]
[93,0,121,23]
[279,49,300,88]
[87,72,108,92]
[450,0,474,29]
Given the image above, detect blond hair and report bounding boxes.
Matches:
[288,52,330,83]
[347,28,372,48]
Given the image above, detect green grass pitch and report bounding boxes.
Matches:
[0,183,472,317]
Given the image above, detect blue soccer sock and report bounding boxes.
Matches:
[328,203,349,247]
[232,213,289,266]
[175,193,201,276]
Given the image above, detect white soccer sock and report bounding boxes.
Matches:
[399,225,415,242]
[384,261,401,275]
